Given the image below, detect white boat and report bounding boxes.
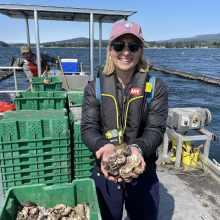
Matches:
[0,4,219,220]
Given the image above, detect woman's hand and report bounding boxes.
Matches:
[96,143,119,183]
[123,146,146,183]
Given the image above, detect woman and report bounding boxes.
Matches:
[81,21,168,220]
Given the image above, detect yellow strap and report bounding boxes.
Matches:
[123,96,143,133]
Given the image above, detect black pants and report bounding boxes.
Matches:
[91,168,159,220]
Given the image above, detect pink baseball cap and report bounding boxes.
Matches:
[109,21,144,43]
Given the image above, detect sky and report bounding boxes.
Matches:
[0,0,219,43]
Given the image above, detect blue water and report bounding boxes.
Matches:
[0,47,219,163]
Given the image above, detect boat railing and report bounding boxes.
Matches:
[0,66,25,94]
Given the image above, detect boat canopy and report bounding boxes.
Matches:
[0,4,136,79]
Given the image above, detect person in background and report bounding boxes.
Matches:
[81,21,168,220]
[20,45,58,82]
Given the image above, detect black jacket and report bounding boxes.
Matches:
[81,70,168,177]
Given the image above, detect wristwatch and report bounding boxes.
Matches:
[129,144,142,156]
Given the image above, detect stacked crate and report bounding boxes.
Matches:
[14,91,67,110]
[0,109,71,196]
[67,89,94,180]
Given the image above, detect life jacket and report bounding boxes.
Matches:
[23,53,47,77]
[96,69,155,145]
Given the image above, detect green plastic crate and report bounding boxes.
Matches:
[4,108,68,119]
[0,115,71,195]
[0,179,101,220]
[14,91,67,110]
[0,117,70,141]
[31,77,62,91]
[73,121,94,180]
[68,91,84,107]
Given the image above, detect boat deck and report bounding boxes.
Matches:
[1,149,219,220]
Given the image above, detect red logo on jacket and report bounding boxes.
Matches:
[130,88,141,95]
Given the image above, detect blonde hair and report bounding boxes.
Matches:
[103,43,150,75]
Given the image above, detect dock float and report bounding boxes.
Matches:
[152,65,220,86]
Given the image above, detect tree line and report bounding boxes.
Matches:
[2,40,220,48]
[0,41,9,47]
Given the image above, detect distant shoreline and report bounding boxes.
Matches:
[2,47,220,49]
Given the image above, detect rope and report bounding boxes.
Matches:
[158,149,206,178]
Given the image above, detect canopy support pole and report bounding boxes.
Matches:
[99,21,102,66]
[34,10,42,77]
[90,13,94,80]
[25,18,30,47]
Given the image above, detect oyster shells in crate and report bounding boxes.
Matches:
[16,201,90,220]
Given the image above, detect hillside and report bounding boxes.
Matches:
[157,33,220,43]
[44,37,109,45]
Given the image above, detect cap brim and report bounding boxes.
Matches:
[110,32,144,43]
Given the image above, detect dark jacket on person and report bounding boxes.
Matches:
[81,68,168,177]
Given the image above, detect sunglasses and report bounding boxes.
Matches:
[110,41,142,53]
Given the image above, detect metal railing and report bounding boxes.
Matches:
[0,66,25,94]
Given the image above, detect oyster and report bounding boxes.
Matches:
[127,153,141,167]
[16,212,25,220]
[22,209,28,218]
[75,204,85,219]
[116,155,126,166]
[133,164,143,175]
[115,143,127,156]
[102,161,111,172]
[22,201,36,208]
[119,165,134,178]
[45,208,54,216]
[54,204,66,214]
[60,206,72,216]
[110,168,120,178]
[27,215,37,220]
[108,154,117,167]
[122,145,132,157]
[29,207,39,215]
[37,204,46,213]
[82,202,90,220]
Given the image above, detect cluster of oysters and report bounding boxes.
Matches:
[16,201,90,220]
[102,143,143,179]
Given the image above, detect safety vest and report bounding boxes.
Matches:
[23,53,47,77]
[96,68,155,145]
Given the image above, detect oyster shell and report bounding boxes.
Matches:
[127,153,141,167]
[60,206,72,216]
[16,212,25,220]
[75,204,85,219]
[82,202,90,220]
[116,155,126,166]
[29,207,39,215]
[22,201,36,208]
[108,154,117,166]
[115,143,127,156]
[122,145,132,157]
[37,204,46,213]
[119,165,134,178]
[102,161,111,172]
[27,215,37,220]
[133,164,143,175]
